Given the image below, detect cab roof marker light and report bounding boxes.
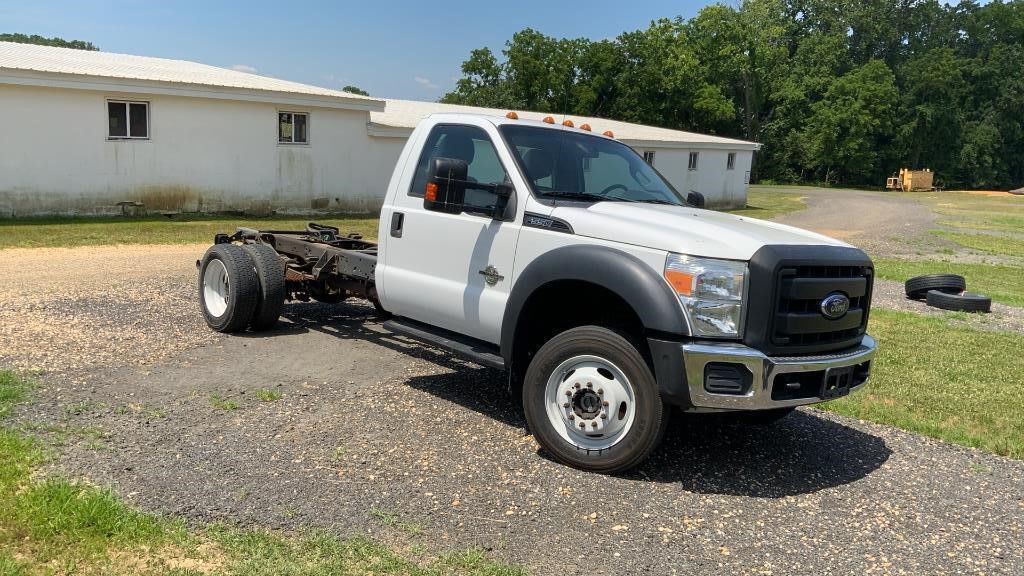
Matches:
[543,116,555,124]
[562,119,574,127]
[603,130,614,138]
[506,111,519,119]
[580,123,592,131]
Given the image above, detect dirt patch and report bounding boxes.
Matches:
[0,244,216,374]
[963,190,1013,197]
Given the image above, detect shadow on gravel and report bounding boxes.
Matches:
[635,411,892,497]
[279,302,891,497]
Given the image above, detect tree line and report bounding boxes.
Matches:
[0,33,98,51]
[441,0,1024,189]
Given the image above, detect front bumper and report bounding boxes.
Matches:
[678,335,876,411]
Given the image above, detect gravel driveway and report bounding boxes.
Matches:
[2,243,1022,575]
[772,187,943,258]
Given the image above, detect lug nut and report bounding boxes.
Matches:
[600,413,607,419]
[562,402,570,408]
[568,414,575,420]
[597,388,604,395]
[602,400,609,407]
[591,421,599,428]
[586,382,593,388]
[565,390,572,397]
[579,422,586,429]
[574,383,580,389]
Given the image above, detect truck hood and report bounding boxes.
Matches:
[549,202,849,261]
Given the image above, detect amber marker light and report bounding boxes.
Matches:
[425,182,438,201]
[506,111,519,119]
[580,123,591,131]
[562,119,574,127]
[543,116,555,124]
[664,269,695,296]
[602,130,615,138]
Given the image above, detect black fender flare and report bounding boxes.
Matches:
[500,244,689,362]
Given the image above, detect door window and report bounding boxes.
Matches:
[408,124,509,213]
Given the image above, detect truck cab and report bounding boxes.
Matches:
[375,113,875,472]
[198,112,875,473]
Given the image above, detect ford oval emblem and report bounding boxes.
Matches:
[820,293,850,320]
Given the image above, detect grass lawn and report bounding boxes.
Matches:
[0,215,380,249]
[932,230,1024,258]
[823,309,1024,458]
[0,371,524,576]
[918,191,1024,233]
[727,186,807,220]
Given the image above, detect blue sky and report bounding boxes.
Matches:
[0,0,708,99]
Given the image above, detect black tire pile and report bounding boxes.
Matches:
[904,274,992,313]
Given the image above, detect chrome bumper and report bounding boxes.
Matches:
[681,335,876,411]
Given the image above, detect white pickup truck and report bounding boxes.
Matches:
[197,112,876,473]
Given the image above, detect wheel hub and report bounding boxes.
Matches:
[572,388,603,419]
[202,258,230,318]
[545,355,637,450]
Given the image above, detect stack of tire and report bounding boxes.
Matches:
[904,274,991,313]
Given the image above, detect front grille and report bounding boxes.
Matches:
[772,265,872,349]
[744,245,874,355]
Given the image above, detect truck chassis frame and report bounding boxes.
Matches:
[217,222,379,307]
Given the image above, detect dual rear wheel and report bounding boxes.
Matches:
[198,243,285,333]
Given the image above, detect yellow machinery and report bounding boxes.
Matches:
[886,168,936,191]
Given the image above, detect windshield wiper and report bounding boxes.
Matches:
[540,191,624,203]
[626,198,678,205]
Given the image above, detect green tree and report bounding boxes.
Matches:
[0,33,98,50]
[801,60,899,183]
[341,85,369,96]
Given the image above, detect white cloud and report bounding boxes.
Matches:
[231,64,257,73]
[414,75,439,90]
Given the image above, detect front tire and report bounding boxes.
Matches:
[523,326,668,473]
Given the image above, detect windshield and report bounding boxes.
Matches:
[499,124,685,205]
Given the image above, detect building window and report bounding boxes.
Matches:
[727,152,736,170]
[279,112,308,144]
[107,100,148,139]
[643,151,656,165]
[688,151,699,171]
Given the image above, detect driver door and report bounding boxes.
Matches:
[379,123,521,344]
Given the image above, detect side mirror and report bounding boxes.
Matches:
[686,190,706,209]
[424,157,468,214]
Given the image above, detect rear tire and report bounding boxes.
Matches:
[242,243,286,331]
[198,244,258,333]
[523,326,667,474]
[904,274,966,299]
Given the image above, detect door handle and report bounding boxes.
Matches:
[390,212,404,238]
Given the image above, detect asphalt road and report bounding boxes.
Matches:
[3,240,1021,575]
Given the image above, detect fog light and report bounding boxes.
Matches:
[704,362,752,395]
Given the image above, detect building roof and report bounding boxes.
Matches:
[369,99,760,150]
[0,41,384,111]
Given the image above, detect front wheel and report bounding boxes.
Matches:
[523,326,668,473]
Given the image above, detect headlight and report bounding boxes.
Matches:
[664,254,747,338]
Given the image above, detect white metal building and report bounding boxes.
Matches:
[0,42,760,217]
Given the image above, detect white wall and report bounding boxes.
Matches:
[639,146,753,209]
[0,84,391,216]
[0,83,753,216]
